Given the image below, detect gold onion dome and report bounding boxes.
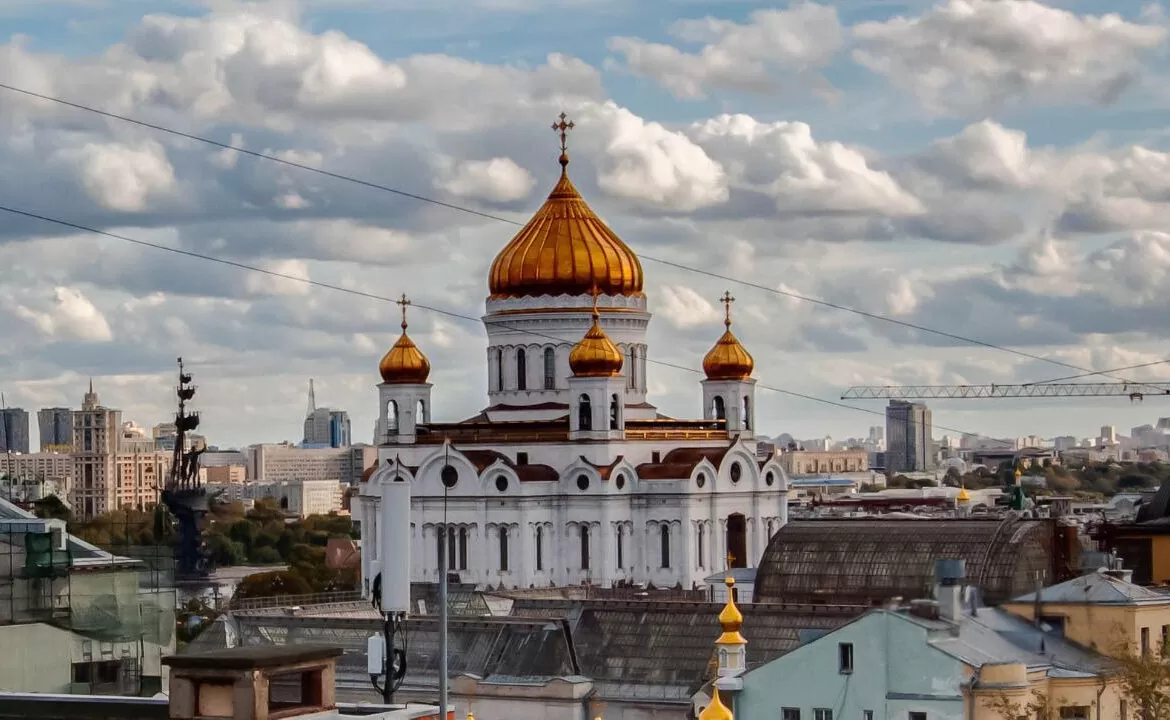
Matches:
[716,577,747,645]
[956,486,971,503]
[703,292,754,381]
[487,113,644,300]
[379,294,431,385]
[569,289,624,378]
[699,688,734,720]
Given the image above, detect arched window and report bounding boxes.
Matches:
[418,398,427,424]
[609,393,620,430]
[697,524,705,569]
[446,527,455,571]
[499,526,509,572]
[458,527,468,570]
[387,400,399,433]
[628,348,636,389]
[536,526,544,571]
[435,526,444,571]
[579,394,592,431]
[616,525,624,570]
[713,396,726,421]
[743,396,751,430]
[543,348,556,390]
[580,525,590,571]
[516,348,527,391]
[660,524,671,569]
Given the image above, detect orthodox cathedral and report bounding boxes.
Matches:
[358,116,788,592]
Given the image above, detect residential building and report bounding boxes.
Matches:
[780,449,868,475]
[886,400,933,473]
[358,133,788,591]
[249,443,353,483]
[726,561,1122,720]
[0,496,175,695]
[37,407,72,451]
[207,479,343,518]
[204,465,245,484]
[0,452,73,500]
[0,408,30,454]
[71,382,121,518]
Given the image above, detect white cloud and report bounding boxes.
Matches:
[608,3,843,99]
[438,157,534,203]
[15,286,113,342]
[244,259,312,296]
[54,140,176,212]
[853,0,1168,115]
[657,285,721,329]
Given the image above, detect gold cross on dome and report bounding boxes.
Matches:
[396,293,412,330]
[720,291,735,328]
[552,112,575,154]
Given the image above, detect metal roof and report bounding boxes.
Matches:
[1011,570,1170,606]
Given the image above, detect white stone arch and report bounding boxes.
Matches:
[607,458,639,492]
[759,457,788,493]
[369,461,415,487]
[718,445,760,489]
[690,458,719,492]
[481,460,521,495]
[413,445,481,497]
[561,457,601,494]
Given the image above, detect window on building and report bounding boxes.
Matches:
[1120,700,1128,720]
[782,709,800,720]
[616,525,624,569]
[743,396,751,430]
[838,643,854,674]
[660,524,671,569]
[697,525,705,569]
[1142,626,1150,655]
[446,527,456,571]
[458,528,468,571]
[580,525,590,571]
[1162,625,1169,653]
[651,451,661,463]
[517,452,529,465]
[713,396,726,421]
[610,394,620,430]
[435,528,444,571]
[543,348,556,390]
[908,713,926,720]
[536,526,544,571]
[578,395,592,431]
[499,527,509,572]
[864,712,874,720]
[1058,707,1089,720]
[814,709,833,720]
[495,349,504,391]
[516,349,527,391]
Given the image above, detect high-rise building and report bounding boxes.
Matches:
[37,407,73,451]
[303,408,351,448]
[72,381,122,518]
[885,400,933,473]
[0,407,30,454]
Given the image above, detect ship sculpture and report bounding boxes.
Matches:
[160,357,213,580]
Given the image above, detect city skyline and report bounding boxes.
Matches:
[3,0,1170,446]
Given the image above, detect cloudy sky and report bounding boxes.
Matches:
[4,0,1170,449]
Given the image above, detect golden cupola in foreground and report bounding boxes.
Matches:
[699,688,734,720]
[703,292,754,381]
[487,113,644,300]
[379,294,431,385]
[569,289,624,378]
[716,577,747,647]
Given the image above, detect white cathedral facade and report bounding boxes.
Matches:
[357,124,788,592]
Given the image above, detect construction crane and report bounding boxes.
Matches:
[840,382,1170,401]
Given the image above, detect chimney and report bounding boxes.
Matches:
[163,645,343,720]
[935,559,966,623]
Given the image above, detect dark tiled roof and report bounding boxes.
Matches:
[581,456,625,481]
[457,448,559,482]
[635,444,734,481]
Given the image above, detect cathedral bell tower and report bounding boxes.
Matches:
[376,295,432,444]
[701,292,756,439]
[568,288,626,441]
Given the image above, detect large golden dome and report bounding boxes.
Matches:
[569,294,624,378]
[379,296,431,384]
[488,122,644,300]
[703,292,754,381]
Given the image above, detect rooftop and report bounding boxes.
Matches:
[1009,569,1170,606]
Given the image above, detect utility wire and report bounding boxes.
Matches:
[0,202,1015,446]
[0,81,1149,390]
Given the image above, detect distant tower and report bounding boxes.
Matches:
[714,577,748,687]
[702,292,756,438]
[308,379,317,416]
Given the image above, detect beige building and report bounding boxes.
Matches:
[780,449,868,475]
[0,452,73,489]
[208,479,343,518]
[248,443,375,486]
[205,465,246,484]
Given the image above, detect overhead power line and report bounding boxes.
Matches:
[0,202,1015,446]
[0,81,1150,390]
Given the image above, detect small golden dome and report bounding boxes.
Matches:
[956,486,971,503]
[716,576,747,645]
[569,290,624,378]
[703,292,754,381]
[699,688,734,720]
[379,295,431,385]
[487,114,643,300]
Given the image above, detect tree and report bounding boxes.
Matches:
[944,467,963,487]
[984,688,1057,720]
[1111,638,1170,720]
[233,570,313,600]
